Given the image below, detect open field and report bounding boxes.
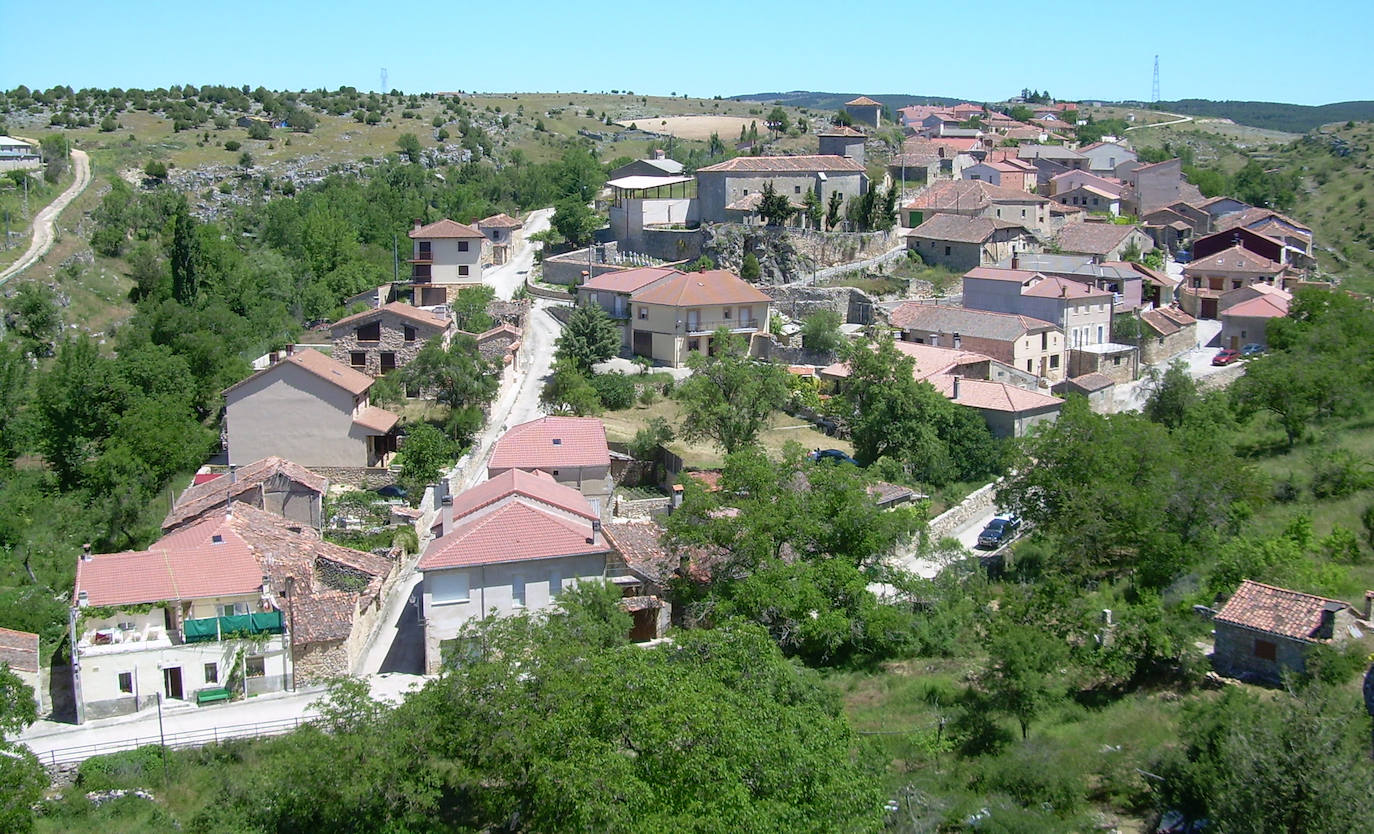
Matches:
[614,115,758,141]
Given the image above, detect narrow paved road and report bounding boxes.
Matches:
[1125,113,1193,131]
[484,207,553,301]
[0,147,92,284]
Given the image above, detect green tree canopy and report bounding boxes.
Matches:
[555,303,621,374]
[551,197,601,247]
[674,328,789,454]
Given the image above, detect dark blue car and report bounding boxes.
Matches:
[808,448,860,466]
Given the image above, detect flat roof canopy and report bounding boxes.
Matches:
[606,175,693,191]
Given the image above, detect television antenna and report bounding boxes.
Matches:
[1151,55,1160,103]
[380,67,389,94]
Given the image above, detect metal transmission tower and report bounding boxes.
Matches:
[1152,55,1160,103]
[380,68,389,94]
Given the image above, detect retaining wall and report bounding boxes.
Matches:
[927,481,1000,541]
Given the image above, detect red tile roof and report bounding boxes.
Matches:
[1054,222,1144,256]
[224,348,375,397]
[330,301,450,333]
[1020,275,1114,300]
[477,213,522,229]
[0,627,39,673]
[819,125,866,137]
[821,340,991,382]
[75,517,267,607]
[696,155,865,173]
[845,96,883,107]
[1214,580,1349,642]
[1221,294,1289,319]
[453,468,599,522]
[580,266,681,294]
[930,376,1063,413]
[489,416,611,473]
[904,180,1046,212]
[418,499,605,571]
[353,406,400,435]
[1185,244,1284,275]
[907,214,1030,244]
[163,457,328,531]
[408,218,484,239]
[602,519,676,585]
[630,269,773,307]
[1139,305,1196,337]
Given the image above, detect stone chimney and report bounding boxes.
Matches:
[1011,253,1019,270]
[953,332,962,349]
[652,149,666,160]
[952,376,961,399]
[1317,602,1343,640]
[81,543,92,562]
[412,219,423,232]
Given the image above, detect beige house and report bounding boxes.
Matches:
[330,302,452,377]
[625,269,773,367]
[408,218,485,306]
[577,265,681,352]
[223,348,399,469]
[487,416,613,511]
[906,214,1041,271]
[1180,245,1288,319]
[889,302,1066,382]
[1219,290,1289,350]
[1054,222,1154,263]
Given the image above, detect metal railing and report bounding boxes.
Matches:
[35,714,319,767]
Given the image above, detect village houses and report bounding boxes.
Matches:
[330,301,453,377]
[408,218,486,307]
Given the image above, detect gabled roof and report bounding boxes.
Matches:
[1184,244,1284,274]
[904,180,1047,212]
[353,406,400,435]
[820,340,992,382]
[696,155,865,173]
[330,301,450,333]
[1139,305,1196,337]
[477,212,523,229]
[630,269,772,307]
[907,213,1030,243]
[888,302,1057,340]
[929,375,1063,413]
[418,482,605,572]
[1214,580,1349,642]
[223,348,374,397]
[1063,372,1116,393]
[1020,274,1113,300]
[75,516,267,607]
[408,218,484,239]
[1054,222,1143,256]
[1221,294,1289,319]
[163,457,328,531]
[0,627,39,673]
[845,96,883,107]
[489,416,611,473]
[451,468,599,523]
[602,519,676,586]
[819,125,866,137]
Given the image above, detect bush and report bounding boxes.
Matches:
[224,139,241,151]
[1309,448,1374,499]
[629,417,674,460]
[143,160,167,180]
[1303,643,1367,686]
[974,743,1086,815]
[247,120,271,140]
[77,746,166,790]
[590,371,636,410]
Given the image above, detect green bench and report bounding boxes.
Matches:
[196,687,231,706]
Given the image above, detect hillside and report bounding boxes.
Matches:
[1148,99,1374,133]
[1279,121,1374,294]
[730,91,966,111]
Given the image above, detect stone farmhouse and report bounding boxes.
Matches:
[330,302,452,377]
[906,214,1040,271]
[1212,580,1368,684]
[694,155,867,225]
[888,301,1066,382]
[843,96,884,127]
[162,456,328,533]
[902,180,1052,235]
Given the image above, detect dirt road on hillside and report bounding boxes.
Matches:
[0,147,92,285]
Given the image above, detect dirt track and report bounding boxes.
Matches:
[0,146,92,285]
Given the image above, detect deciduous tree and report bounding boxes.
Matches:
[674,329,789,454]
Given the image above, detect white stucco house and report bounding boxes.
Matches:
[408,218,486,306]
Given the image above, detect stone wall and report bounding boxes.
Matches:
[927,481,1000,541]
[1140,324,1196,365]
[311,467,396,489]
[331,316,434,378]
[701,224,898,283]
[765,284,876,324]
[614,495,672,519]
[294,640,348,685]
[637,227,703,261]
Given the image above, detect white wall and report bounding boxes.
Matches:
[418,236,483,286]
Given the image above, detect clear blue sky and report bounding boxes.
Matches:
[1,0,1365,106]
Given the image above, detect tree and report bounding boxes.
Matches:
[396,132,422,163]
[766,105,790,137]
[8,282,61,358]
[396,423,453,496]
[402,333,499,420]
[0,664,44,834]
[555,303,620,374]
[674,328,789,454]
[1142,360,1199,429]
[238,150,254,168]
[826,190,844,230]
[551,197,601,247]
[168,197,199,305]
[143,159,168,180]
[739,252,761,281]
[800,309,843,353]
[247,119,272,140]
[449,284,494,332]
[684,255,715,272]
[757,180,795,226]
[540,357,601,416]
[803,185,823,229]
[982,623,1069,740]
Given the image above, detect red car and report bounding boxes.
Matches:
[1212,348,1240,366]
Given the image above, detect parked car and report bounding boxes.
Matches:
[376,484,408,500]
[1240,343,1266,357]
[808,448,860,466]
[976,515,1021,549]
[1211,348,1240,366]
[1173,250,1192,264]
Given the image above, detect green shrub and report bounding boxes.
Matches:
[77,745,166,790]
[590,371,635,410]
[975,743,1086,815]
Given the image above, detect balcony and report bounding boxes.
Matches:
[685,320,760,336]
[182,611,285,643]
[410,264,432,283]
[80,624,174,655]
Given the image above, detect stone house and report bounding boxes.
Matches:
[476,213,522,265]
[906,214,1040,271]
[1122,158,1194,216]
[223,348,400,469]
[487,416,613,513]
[162,456,329,533]
[888,301,1066,382]
[330,302,452,378]
[694,155,866,224]
[902,180,1051,234]
[1053,184,1122,216]
[998,254,1146,311]
[1180,245,1287,318]
[0,627,41,714]
[1067,342,1139,384]
[1055,372,1116,413]
[468,322,522,365]
[1212,580,1368,684]
[929,375,1063,439]
[624,269,774,367]
[1137,305,1198,364]
[1078,141,1137,175]
[817,126,867,166]
[962,268,1115,350]
[408,218,485,306]
[844,96,884,127]
[1054,222,1154,263]
[418,470,613,673]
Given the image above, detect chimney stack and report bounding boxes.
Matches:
[1364,590,1373,621]
[952,376,961,399]
[953,332,962,349]
[1011,253,1019,270]
[413,219,423,232]
[1317,602,1342,640]
[81,543,92,562]
[671,483,684,512]
[1060,285,1068,298]
[652,149,666,160]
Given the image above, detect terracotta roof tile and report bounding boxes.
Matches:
[454,468,599,522]
[330,302,450,333]
[603,519,676,585]
[163,457,328,531]
[903,180,1046,212]
[224,348,375,397]
[489,417,610,473]
[75,518,267,607]
[1063,372,1116,393]
[1054,223,1143,256]
[418,500,605,570]
[889,303,1057,339]
[353,406,400,435]
[907,214,1030,243]
[1214,580,1349,642]
[581,266,681,294]
[1220,294,1289,319]
[696,155,865,173]
[1020,275,1113,300]
[477,213,522,229]
[408,218,484,239]
[630,269,772,307]
[1184,244,1284,274]
[929,376,1063,412]
[0,627,39,673]
[845,96,883,107]
[819,125,866,137]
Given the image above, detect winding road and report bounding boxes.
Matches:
[1125,113,1193,132]
[0,146,92,285]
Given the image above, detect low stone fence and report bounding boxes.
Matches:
[525,272,575,301]
[614,495,671,519]
[312,467,397,489]
[927,480,1000,541]
[1197,363,1246,393]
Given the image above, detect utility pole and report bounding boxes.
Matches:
[1152,56,1161,104]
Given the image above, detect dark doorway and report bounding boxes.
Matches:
[632,331,652,357]
[163,666,183,700]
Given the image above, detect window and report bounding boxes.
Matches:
[1253,639,1277,661]
[1240,329,1247,339]
[740,307,753,326]
[430,571,470,604]
[550,569,562,598]
[417,241,432,258]
[743,189,749,196]
[1049,354,1060,369]
[638,307,647,320]
[944,246,951,256]
[794,185,801,194]
[380,352,396,372]
[687,338,700,352]
[458,241,469,252]
[1113,356,1122,366]
[1021,209,1026,217]
[118,672,133,694]
[458,265,470,277]
[404,325,417,342]
[512,575,526,608]
[356,321,381,342]
[1097,325,1103,343]
[218,602,249,617]
[722,307,731,320]
[1041,332,1047,350]
[350,352,366,368]
[246,656,266,677]
[1027,359,1033,372]
[204,663,218,684]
